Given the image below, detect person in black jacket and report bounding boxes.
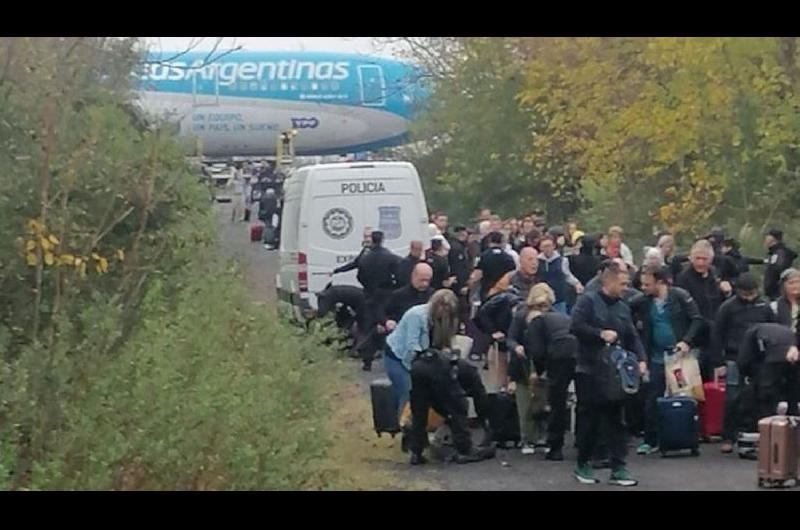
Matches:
[427,238,456,291]
[448,226,472,293]
[705,227,741,284]
[569,234,602,287]
[630,265,704,455]
[354,231,402,371]
[332,227,373,275]
[449,226,474,326]
[675,239,733,382]
[396,240,424,289]
[571,263,647,487]
[470,232,517,302]
[316,283,365,334]
[507,283,578,461]
[721,238,762,276]
[384,263,433,328]
[764,229,798,301]
[712,273,775,453]
[772,268,800,343]
[737,323,800,423]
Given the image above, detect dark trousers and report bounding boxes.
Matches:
[358,290,391,367]
[575,372,628,470]
[722,359,745,441]
[456,360,490,424]
[756,363,800,421]
[644,363,667,447]
[546,358,575,451]
[409,355,473,456]
[457,293,471,330]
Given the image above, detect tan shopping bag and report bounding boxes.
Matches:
[665,352,706,402]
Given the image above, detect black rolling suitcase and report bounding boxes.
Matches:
[263,224,278,247]
[487,392,521,448]
[370,378,400,437]
[657,396,700,457]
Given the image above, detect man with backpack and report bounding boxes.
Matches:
[571,263,647,486]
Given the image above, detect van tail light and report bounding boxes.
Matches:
[297,252,308,293]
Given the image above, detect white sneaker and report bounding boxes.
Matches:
[521,444,536,456]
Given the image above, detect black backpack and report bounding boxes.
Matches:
[596,344,641,403]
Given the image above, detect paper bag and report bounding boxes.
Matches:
[451,334,474,358]
[665,353,706,402]
[487,342,509,391]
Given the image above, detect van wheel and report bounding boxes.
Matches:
[691,448,700,457]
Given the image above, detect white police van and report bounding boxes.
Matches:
[276,161,429,322]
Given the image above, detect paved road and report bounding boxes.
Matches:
[217,202,762,490]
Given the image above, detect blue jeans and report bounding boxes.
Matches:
[553,301,568,315]
[384,347,411,418]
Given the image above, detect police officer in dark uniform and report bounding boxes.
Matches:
[355,230,402,371]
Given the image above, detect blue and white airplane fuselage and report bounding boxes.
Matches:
[137,51,426,156]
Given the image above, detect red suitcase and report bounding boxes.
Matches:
[250,221,265,242]
[698,380,725,439]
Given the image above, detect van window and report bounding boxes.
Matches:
[378,206,402,240]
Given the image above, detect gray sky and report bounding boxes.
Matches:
[145,37,400,58]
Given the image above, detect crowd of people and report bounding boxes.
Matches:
[319,206,800,486]
[222,161,285,247]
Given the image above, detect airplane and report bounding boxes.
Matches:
[136,50,429,157]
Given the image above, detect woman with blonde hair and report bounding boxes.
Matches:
[507,283,578,461]
[393,289,494,465]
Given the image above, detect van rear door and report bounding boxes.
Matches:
[306,164,427,298]
[306,169,366,295]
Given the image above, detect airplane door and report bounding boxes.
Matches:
[358,65,386,107]
[192,63,220,106]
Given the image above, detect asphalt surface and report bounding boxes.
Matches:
[217,202,763,491]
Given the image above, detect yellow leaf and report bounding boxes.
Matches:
[40,237,51,252]
[44,252,54,266]
[48,234,60,246]
[26,240,36,252]
[99,258,109,273]
[116,249,125,262]
[26,219,43,234]
[26,253,37,266]
[59,254,75,266]
[91,252,101,261]
[74,257,82,267]
[79,262,87,279]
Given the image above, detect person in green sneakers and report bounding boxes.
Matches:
[629,264,704,457]
[571,262,647,486]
